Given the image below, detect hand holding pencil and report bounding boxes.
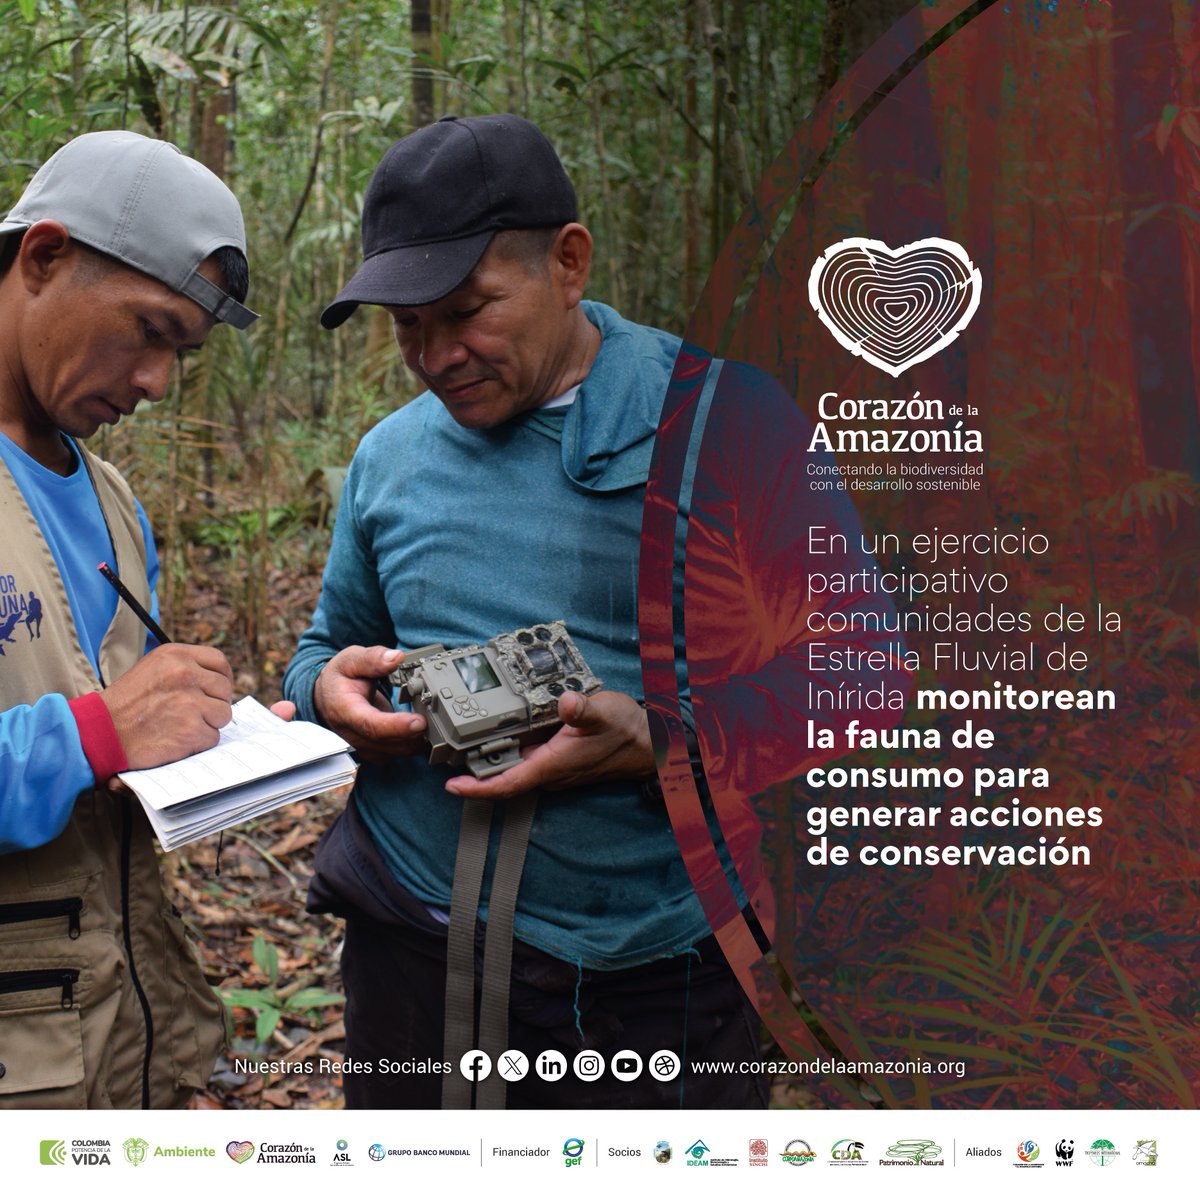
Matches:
[95,561,294,774]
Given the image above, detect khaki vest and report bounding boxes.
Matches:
[0,442,223,1108]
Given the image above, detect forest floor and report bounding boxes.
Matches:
[170,547,810,1109]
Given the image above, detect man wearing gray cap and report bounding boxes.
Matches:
[282,112,904,1109]
[0,130,265,1108]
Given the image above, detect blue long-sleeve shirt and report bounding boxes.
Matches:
[0,433,158,853]
[285,301,906,969]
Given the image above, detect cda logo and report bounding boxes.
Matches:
[563,1138,584,1167]
[831,1139,866,1165]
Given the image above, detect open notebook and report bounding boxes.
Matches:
[117,697,357,850]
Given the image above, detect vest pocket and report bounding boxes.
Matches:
[0,969,87,1107]
[159,909,225,1095]
[0,897,83,940]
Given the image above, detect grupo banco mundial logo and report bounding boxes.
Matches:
[563,1138,584,1168]
[1086,1139,1120,1166]
[808,237,982,378]
[369,1143,387,1162]
[780,1139,816,1166]
[881,1138,945,1166]
[1016,1139,1043,1167]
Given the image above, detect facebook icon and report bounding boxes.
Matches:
[458,1049,492,1083]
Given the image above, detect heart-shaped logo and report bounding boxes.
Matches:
[808,237,982,377]
[226,1140,255,1164]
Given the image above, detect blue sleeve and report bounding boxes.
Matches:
[283,448,397,724]
[0,694,93,854]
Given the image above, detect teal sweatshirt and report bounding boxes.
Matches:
[286,302,704,968]
[284,300,900,968]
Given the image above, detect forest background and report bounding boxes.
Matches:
[1,0,925,1109]
[4,0,1199,1112]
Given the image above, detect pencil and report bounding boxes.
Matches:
[97,561,171,646]
[98,562,242,732]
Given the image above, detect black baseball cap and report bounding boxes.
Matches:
[320,114,578,329]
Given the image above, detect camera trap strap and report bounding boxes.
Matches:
[441,793,538,1109]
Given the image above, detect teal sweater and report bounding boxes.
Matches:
[286,302,710,968]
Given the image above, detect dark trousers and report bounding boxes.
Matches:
[310,800,769,1109]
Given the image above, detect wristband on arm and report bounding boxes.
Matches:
[67,691,129,784]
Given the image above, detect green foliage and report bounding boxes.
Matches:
[220,933,343,1046]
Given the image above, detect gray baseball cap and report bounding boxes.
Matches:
[0,130,257,328]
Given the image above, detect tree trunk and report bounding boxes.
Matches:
[1112,0,1200,610]
[411,0,434,128]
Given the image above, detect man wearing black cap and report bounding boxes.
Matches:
[285,114,902,1107]
[0,130,281,1108]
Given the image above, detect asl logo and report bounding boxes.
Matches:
[226,1140,255,1164]
[808,237,982,377]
